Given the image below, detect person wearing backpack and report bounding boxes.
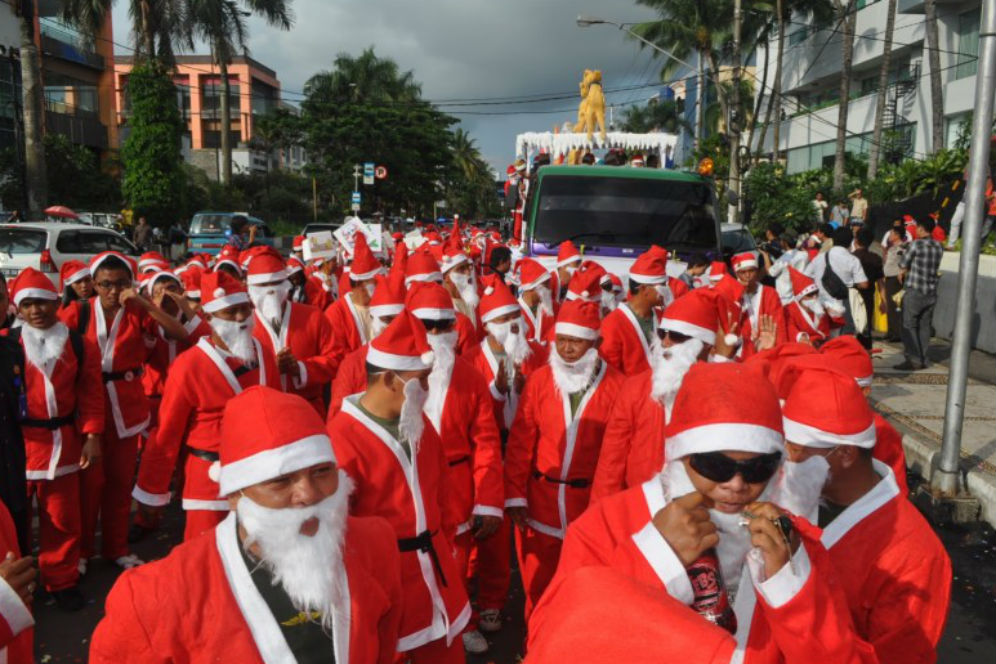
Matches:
[804,226,869,335]
[4,268,105,611]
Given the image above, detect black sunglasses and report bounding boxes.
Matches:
[688,451,782,484]
[421,318,455,332]
[657,328,692,344]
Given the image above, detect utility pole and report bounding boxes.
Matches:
[935,0,996,499]
[312,176,318,221]
[728,0,744,223]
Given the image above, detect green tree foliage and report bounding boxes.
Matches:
[0,136,119,211]
[121,63,184,225]
[621,98,691,134]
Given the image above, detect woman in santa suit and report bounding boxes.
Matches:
[784,267,831,347]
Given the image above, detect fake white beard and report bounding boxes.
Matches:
[548,346,599,396]
[237,472,353,629]
[534,285,555,317]
[449,272,479,310]
[21,321,68,368]
[486,319,533,366]
[248,283,290,329]
[800,296,824,317]
[650,337,704,408]
[398,377,428,448]
[425,331,458,429]
[211,316,257,364]
[770,455,831,523]
[654,283,675,308]
[600,289,618,314]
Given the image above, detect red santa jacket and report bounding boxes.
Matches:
[464,338,544,434]
[454,312,477,356]
[254,301,337,414]
[738,285,786,358]
[328,344,368,419]
[298,275,331,310]
[330,398,470,651]
[553,479,879,663]
[424,357,504,532]
[784,300,830,345]
[324,292,369,368]
[820,461,950,664]
[518,297,552,345]
[505,362,624,539]
[599,304,654,376]
[5,325,104,480]
[142,316,211,399]
[90,512,403,664]
[134,337,279,511]
[0,500,32,663]
[59,298,154,438]
[590,370,666,502]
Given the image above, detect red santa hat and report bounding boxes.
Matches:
[516,257,551,292]
[90,251,136,280]
[59,259,90,291]
[368,270,407,318]
[138,251,168,273]
[630,154,645,167]
[349,233,382,281]
[479,274,520,323]
[286,255,306,276]
[628,246,669,285]
[246,251,289,285]
[405,249,443,284]
[146,269,181,293]
[712,273,745,309]
[731,251,758,273]
[200,270,249,313]
[406,281,455,321]
[607,272,623,293]
[554,299,600,340]
[217,386,336,496]
[708,260,727,283]
[367,309,434,371]
[180,268,203,299]
[292,235,304,250]
[214,249,242,275]
[788,266,818,299]
[440,234,469,273]
[565,266,604,303]
[780,364,876,449]
[658,288,727,346]
[10,267,58,307]
[665,362,784,460]
[506,164,516,177]
[819,335,874,387]
[556,240,582,268]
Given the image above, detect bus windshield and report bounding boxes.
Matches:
[531,175,718,250]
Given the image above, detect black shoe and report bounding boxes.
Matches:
[52,585,85,612]
[893,361,920,371]
[128,523,155,544]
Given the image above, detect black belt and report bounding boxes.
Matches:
[102,367,144,383]
[188,448,220,463]
[398,530,447,587]
[20,412,75,430]
[532,470,591,489]
[448,455,470,467]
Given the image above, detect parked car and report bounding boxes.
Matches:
[300,222,341,238]
[187,212,275,256]
[77,212,124,230]
[0,222,141,286]
[720,222,759,259]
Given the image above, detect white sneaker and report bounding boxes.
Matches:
[114,554,145,570]
[77,558,88,577]
[478,608,502,633]
[462,629,488,654]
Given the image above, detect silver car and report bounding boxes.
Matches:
[0,222,141,286]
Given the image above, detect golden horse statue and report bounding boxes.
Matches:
[573,69,607,143]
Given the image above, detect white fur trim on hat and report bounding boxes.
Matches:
[782,417,876,449]
[733,258,758,271]
[368,303,405,318]
[481,303,521,323]
[13,287,58,307]
[855,374,873,388]
[411,307,456,321]
[628,272,668,285]
[366,345,433,371]
[554,322,599,340]
[406,272,443,284]
[668,423,783,460]
[247,269,289,285]
[203,291,250,313]
[350,267,383,282]
[657,317,716,346]
[441,254,469,272]
[64,267,90,286]
[794,283,818,299]
[91,252,133,278]
[556,256,581,268]
[148,271,181,292]
[218,433,336,496]
[185,289,202,299]
[520,273,551,291]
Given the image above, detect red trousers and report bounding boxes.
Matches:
[469,518,510,611]
[513,211,523,242]
[401,636,465,664]
[514,525,563,621]
[183,509,227,541]
[80,421,139,560]
[27,474,81,591]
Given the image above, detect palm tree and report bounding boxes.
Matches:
[304,48,421,105]
[621,98,692,134]
[187,0,292,185]
[61,0,188,64]
[923,0,944,153]
[16,0,47,215]
[867,0,897,179]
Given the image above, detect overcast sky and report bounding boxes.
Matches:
[111,0,666,173]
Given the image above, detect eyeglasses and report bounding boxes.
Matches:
[95,280,132,291]
[688,451,782,484]
[657,328,692,344]
[421,318,455,332]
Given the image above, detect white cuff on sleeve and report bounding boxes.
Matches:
[292,361,308,389]
[631,522,695,605]
[472,505,504,518]
[132,485,172,507]
[750,543,812,609]
[0,573,33,637]
[489,382,507,402]
[709,353,734,364]
[504,498,527,509]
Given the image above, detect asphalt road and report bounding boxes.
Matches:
[32,476,996,663]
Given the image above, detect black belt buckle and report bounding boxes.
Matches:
[188,448,220,463]
[398,530,447,587]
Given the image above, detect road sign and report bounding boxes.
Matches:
[351,191,361,212]
[363,162,375,186]
[374,165,388,180]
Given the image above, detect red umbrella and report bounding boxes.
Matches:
[44,205,79,219]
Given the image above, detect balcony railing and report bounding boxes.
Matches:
[40,33,104,71]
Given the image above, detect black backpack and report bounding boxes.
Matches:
[820,251,849,300]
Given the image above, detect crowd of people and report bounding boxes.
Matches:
[0,215,953,663]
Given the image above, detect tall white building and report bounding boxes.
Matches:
[758,0,982,173]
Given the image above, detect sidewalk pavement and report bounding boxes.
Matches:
[870,340,996,527]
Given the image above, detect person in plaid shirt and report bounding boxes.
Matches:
[896,216,944,370]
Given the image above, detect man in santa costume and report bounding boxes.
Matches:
[329,310,470,663]
[407,282,504,654]
[515,257,555,345]
[58,251,189,572]
[133,271,279,540]
[92,386,404,664]
[549,240,582,302]
[0,498,35,663]
[406,249,477,354]
[505,299,624,620]
[732,251,786,357]
[784,266,830,346]
[440,234,480,330]
[214,246,243,280]
[542,362,878,663]
[591,288,737,502]
[779,362,950,662]
[180,267,203,309]
[599,246,670,375]
[247,251,337,416]
[5,269,103,610]
[324,233,381,367]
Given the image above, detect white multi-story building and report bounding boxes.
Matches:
[758,0,982,173]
